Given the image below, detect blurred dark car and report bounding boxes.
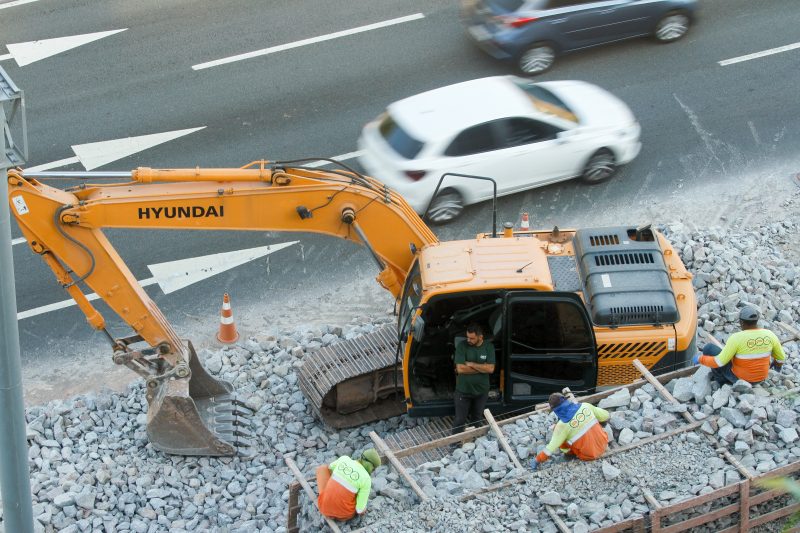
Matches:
[462,0,698,75]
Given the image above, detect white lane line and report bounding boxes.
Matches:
[25,156,80,172]
[12,237,26,246]
[305,150,364,168]
[193,13,425,71]
[0,0,40,9]
[17,277,158,320]
[719,41,800,66]
[0,53,12,61]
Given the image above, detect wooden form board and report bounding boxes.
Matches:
[650,461,800,532]
[284,455,342,533]
[632,359,755,480]
[288,361,800,532]
[369,431,428,502]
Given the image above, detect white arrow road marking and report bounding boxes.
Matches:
[17,241,298,320]
[16,278,158,320]
[147,241,298,294]
[24,127,206,172]
[72,126,206,170]
[5,29,127,67]
[0,0,41,10]
[12,237,26,245]
[24,156,81,172]
[0,53,12,61]
[193,13,425,70]
[305,150,364,168]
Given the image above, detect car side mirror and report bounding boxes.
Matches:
[556,130,572,143]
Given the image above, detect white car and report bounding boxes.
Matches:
[357,76,641,223]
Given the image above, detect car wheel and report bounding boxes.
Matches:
[581,149,617,184]
[517,43,556,75]
[653,12,690,43]
[426,189,464,224]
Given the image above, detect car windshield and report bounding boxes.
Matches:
[512,79,579,124]
[379,114,425,159]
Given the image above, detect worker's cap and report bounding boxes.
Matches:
[359,448,381,475]
[548,393,566,410]
[739,306,760,322]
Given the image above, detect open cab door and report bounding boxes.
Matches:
[503,291,598,407]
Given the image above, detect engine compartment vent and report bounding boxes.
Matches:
[589,234,620,247]
[595,252,655,266]
[573,226,678,327]
[609,305,665,323]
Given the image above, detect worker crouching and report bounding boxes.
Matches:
[530,393,610,470]
[316,449,382,520]
[693,307,786,385]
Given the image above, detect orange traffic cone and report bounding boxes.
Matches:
[216,293,239,343]
[520,212,530,231]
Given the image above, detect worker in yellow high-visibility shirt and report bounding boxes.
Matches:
[694,307,786,385]
[530,393,610,470]
[316,449,381,520]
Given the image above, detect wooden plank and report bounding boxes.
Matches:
[655,483,739,514]
[660,502,739,533]
[459,473,531,502]
[484,408,523,469]
[390,365,697,464]
[369,431,428,502]
[594,516,647,533]
[459,420,708,503]
[604,420,704,457]
[748,501,800,528]
[284,455,342,533]
[642,487,662,510]
[722,449,755,480]
[393,425,489,458]
[545,504,571,533]
[749,487,785,506]
[739,479,749,533]
[287,481,301,533]
[753,459,800,481]
[776,320,800,340]
[699,328,725,348]
[633,359,681,407]
[632,359,755,480]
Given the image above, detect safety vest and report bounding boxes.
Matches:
[537,403,610,462]
[700,329,786,383]
[318,456,372,518]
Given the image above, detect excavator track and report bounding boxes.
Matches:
[297,325,405,428]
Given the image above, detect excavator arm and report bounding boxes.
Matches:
[7,161,438,455]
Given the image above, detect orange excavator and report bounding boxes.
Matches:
[7,160,697,456]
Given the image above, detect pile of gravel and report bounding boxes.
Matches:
[3,216,800,533]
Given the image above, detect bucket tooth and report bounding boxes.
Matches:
[231,398,256,413]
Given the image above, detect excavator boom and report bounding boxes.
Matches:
[7,161,438,455]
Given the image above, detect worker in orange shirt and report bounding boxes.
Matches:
[316,449,382,520]
[693,307,786,385]
[530,393,610,470]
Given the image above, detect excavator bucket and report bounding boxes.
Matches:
[146,342,253,456]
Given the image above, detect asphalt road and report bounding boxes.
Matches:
[3,0,800,399]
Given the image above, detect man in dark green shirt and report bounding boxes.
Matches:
[452,322,496,435]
